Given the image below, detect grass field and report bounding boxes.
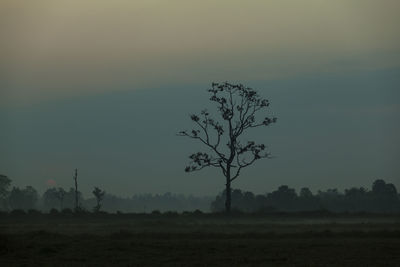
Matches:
[1,214,399,266]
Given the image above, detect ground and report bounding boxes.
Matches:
[1,213,399,266]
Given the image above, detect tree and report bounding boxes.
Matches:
[372,179,398,197]
[267,185,297,211]
[63,187,83,210]
[0,174,11,210]
[73,169,79,211]
[92,187,105,212]
[8,186,38,211]
[372,179,387,195]
[371,179,399,212]
[42,188,59,210]
[300,187,313,198]
[299,187,318,211]
[55,187,66,210]
[179,82,277,212]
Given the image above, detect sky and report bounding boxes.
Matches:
[0,0,399,197]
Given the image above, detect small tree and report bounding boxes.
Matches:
[92,187,105,212]
[179,82,276,212]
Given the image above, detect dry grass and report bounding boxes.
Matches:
[1,215,399,266]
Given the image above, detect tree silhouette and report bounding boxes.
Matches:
[73,169,79,211]
[92,187,105,212]
[179,82,276,212]
[55,187,66,210]
[8,186,38,211]
[43,188,59,210]
[0,174,11,210]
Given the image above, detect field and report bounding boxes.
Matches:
[1,213,400,266]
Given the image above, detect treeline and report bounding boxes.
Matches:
[0,175,212,212]
[211,179,400,213]
[1,174,399,214]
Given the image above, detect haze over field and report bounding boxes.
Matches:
[1,0,399,197]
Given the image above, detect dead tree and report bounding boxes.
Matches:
[73,169,79,211]
[179,82,277,212]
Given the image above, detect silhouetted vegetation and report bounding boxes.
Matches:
[1,174,399,266]
[179,82,277,212]
[8,186,38,211]
[1,173,398,214]
[41,187,84,212]
[0,178,212,213]
[211,179,400,213]
[0,174,11,210]
[73,168,79,211]
[92,187,105,212]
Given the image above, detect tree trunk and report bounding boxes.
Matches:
[225,176,231,213]
[74,169,78,211]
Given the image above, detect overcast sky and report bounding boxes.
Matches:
[1,0,399,197]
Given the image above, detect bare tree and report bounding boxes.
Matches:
[179,82,277,212]
[73,169,79,211]
[92,187,105,212]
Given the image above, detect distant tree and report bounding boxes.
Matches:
[209,182,400,213]
[42,188,59,210]
[210,191,226,212]
[0,175,11,198]
[44,187,66,210]
[317,188,345,212]
[267,185,297,211]
[343,187,368,212]
[372,179,387,195]
[269,185,297,199]
[254,194,270,212]
[372,179,398,197]
[55,187,66,210]
[242,191,256,212]
[8,186,38,211]
[298,187,319,211]
[92,187,105,212]
[63,187,83,210]
[73,169,79,211]
[0,174,11,210]
[179,82,277,212]
[345,187,367,198]
[371,179,399,212]
[299,187,313,198]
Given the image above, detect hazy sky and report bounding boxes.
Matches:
[1,1,399,197]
